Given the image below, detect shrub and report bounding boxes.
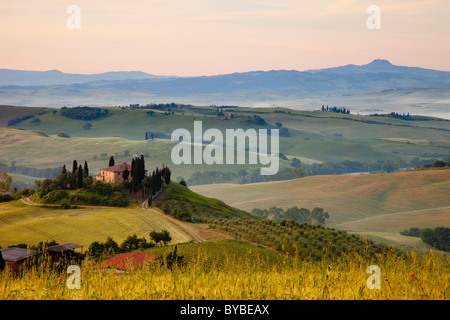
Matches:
[0,194,14,203]
[172,207,192,222]
[41,190,69,204]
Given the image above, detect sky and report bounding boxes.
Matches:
[1,0,449,76]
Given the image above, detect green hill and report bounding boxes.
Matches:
[1,105,449,189]
[191,168,450,250]
[0,201,190,248]
[153,182,259,222]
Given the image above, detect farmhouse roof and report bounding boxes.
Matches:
[100,162,131,173]
[0,247,39,262]
[47,243,83,253]
[95,252,160,270]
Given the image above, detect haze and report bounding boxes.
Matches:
[1,0,450,76]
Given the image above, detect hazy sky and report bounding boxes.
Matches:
[1,0,449,76]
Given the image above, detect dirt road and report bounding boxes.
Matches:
[141,200,205,243]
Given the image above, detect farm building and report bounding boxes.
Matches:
[0,247,40,274]
[95,162,132,184]
[95,252,160,272]
[47,243,83,264]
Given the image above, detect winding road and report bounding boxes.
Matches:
[141,200,205,243]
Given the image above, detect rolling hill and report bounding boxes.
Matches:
[1,60,449,117]
[191,168,450,239]
[0,201,190,248]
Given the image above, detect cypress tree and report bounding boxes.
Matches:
[83,161,89,178]
[122,168,129,182]
[62,165,67,174]
[72,160,78,174]
[131,158,139,193]
[77,164,84,189]
[109,156,115,167]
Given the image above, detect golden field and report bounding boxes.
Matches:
[0,241,448,300]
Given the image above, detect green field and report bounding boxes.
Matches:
[1,105,450,252]
[0,201,190,248]
[153,183,258,221]
[2,105,450,167]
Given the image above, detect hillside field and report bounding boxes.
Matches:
[0,201,191,248]
[191,168,450,249]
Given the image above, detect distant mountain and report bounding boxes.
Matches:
[45,59,449,95]
[1,60,449,112]
[0,69,172,86]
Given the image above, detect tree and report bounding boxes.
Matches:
[72,160,78,174]
[381,160,398,173]
[165,245,184,270]
[122,168,130,182]
[311,207,329,225]
[275,122,283,128]
[61,165,67,174]
[31,117,41,124]
[83,161,89,179]
[0,172,12,191]
[161,165,171,185]
[82,123,92,130]
[77,165,84,189]
[148,194,152,206]
[103,237,119,254]
[291,158,302,168]
[150,230,172,246]
[109,156,115,167]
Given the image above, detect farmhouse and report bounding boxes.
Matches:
[0,247,40,274]
[95,162,131,184]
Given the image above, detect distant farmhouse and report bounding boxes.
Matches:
[96,162,131,184]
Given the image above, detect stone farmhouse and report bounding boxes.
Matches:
[95,162,132,184]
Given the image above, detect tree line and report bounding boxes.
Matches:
[60,106,109,121]
[321,105,351,114]
[186,157,450,186]
[400,227,449,252]
[0,163,61,179]
[251,206,330,225]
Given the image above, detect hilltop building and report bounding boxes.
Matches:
[95,162,132,184]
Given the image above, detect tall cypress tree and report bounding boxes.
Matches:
[131,158,139,193]
[72,160,78,174]
[62,165,67,174]
[77,164,84,189]
[109,156,115,167]
[83,161,89,178]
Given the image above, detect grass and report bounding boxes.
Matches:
[0,105,47,127]
[191,169,450,249]
[153,183,258,221]
[0,201,191,248]
[0,239,448,299]
[0,127,292,182]
[5,106,450,165]
[355,232,434,253]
